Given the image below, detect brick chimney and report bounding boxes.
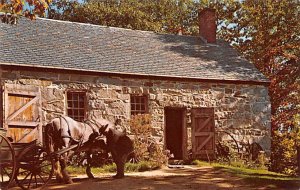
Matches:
[199,8,216,43]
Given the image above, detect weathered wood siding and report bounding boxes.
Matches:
[3,84,42,144]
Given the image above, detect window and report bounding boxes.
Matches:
[66,91,86,122]
[130,95,148,115]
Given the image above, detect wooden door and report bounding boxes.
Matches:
[3,84,42,144]
[191,108,215,159]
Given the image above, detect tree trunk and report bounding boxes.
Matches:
[297,145,300,176]
[0,78,2,128]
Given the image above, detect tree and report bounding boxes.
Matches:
[0,0,51,19]
[49,0,199,35]
[203,0,300,174]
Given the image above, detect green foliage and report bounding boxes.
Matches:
[215,152,268,170]
[100,161,161,172]
[67,161,159,174]
[193,160,298,179]
[49,0,199,35]
[200,0,300,175]
[270,114,300,175]
[1,0,51,19]
[130,114,169,167]
[125,161,161,172]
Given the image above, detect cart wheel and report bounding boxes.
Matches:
[127,152,140,164]
[0,134,16,190]
[16,146,54,190]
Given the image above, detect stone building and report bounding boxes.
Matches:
[0,9,271,160]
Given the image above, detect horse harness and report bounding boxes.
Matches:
[59,116,98,147]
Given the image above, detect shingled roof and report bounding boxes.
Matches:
[0,17,269,83]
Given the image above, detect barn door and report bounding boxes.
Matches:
[3,84,42,144]
[191,108,215,159]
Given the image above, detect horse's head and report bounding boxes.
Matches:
[98,124,109,136]
[92,118,114,135]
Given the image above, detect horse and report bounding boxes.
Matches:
[44,116,117,183]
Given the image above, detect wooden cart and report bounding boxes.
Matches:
[0,128,54,190]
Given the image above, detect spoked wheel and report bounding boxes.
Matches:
[16,146,54,190]
[127,152,140,164]
[0,134,16,190]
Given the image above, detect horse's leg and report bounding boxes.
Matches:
[59,157,73,184]
[85,151,94,179]
[54,159,64,183]
[60,138,73,184]
[115,153,128,179]
[51,144,64,183]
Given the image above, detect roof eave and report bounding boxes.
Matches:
[0,63,270,86]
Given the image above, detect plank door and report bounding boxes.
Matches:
[191,108,215,159]
[3,84,43,144]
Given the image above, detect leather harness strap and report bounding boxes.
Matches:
[85,119,103,135]
[60,116,83,144]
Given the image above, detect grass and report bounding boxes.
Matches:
[193,160,300,189]
[64,159,300,189]
[67,161,161,175]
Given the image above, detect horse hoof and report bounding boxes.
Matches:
[113,174,124,179]
[56,177,64,183]
[66,179,73,184]
[87,174,95,179]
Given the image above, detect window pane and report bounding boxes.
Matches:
[131,104,135,111]
[79,110,84,117]
[136,97,140,103]
[79,95,84,102]
[136,104,141,111]
[67,101,72,108]
[67,93,72,100]
[67,109,73,116]
[72,101,77,108]
[79,101,84,108]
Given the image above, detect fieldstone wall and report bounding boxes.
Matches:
[0,69,271,155]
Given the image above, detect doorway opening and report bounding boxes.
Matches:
[165,107,186,160]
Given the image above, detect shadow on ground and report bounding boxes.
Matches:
[10,166,300,190]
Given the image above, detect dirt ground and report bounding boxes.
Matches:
[46,165,300,190]
[10,165,300,190]
[45,166,241,190]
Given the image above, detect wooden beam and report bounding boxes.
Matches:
[195,117,210,133]
[5,84,39,92]
[8,91,38,97]
[7,96,39,121]
[195,132,213,136]
[7,121,39,127]
[197,134,213,152]
[17,128,37,143]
